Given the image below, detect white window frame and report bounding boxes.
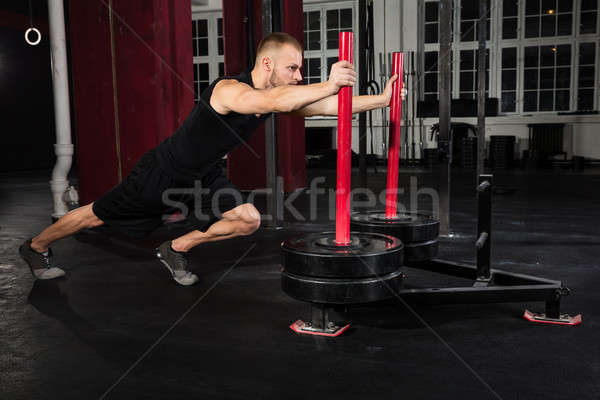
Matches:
[303,1,358,99]
[192,11,224,101]
[420,0,600,115]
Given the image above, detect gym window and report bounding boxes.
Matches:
[420,0,599,114]
[192,13,224,103]
[302,2,356,92]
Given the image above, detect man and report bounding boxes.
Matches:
[19,32,402,286]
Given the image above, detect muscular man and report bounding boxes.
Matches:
[19,32,402,286]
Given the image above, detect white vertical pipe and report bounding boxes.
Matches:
[48,0,75,219]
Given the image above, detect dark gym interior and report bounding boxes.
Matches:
[1,1,599,399]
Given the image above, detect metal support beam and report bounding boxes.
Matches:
[262,0,282,228]
[477,0,487,177]
[358,0,367,188]
[476,174,492,282]
[438,0,452,235]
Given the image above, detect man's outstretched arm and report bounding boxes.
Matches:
[290,74,404,117]
[210,61,356,115]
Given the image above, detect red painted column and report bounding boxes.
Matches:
[385,52,404,218]
[335,32,353,245]
[277,0,306,192]
[69,0,193,205]
[223,0,265,191]
[224,0,306,192]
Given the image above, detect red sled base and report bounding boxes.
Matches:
[523,310,582,326]
[290,320,350,337]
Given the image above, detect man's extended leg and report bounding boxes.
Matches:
[20,203,104,279]
[155,203,261,286]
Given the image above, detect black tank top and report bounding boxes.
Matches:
[155,71,271,181]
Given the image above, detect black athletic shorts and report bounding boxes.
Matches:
[92,150,243,239]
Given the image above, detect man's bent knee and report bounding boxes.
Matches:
[83,203,104,228]
[233,203,260,235]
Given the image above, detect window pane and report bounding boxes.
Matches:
[460,72,474,91]
[526,0,540,15]
[326,29,339,49]
[580,12,597,34]
[199,63,208,78]
[459,92,474,100]
[460,21,474,41]
[425,23,438,43]
[502,48,517,68]
[425,51,438,70]
[579,43,596,64]
[556,68,570,88]
[460,50,474,70]
[308,58,320,76]
[541,15,556,36]
[218,38,223,55]
[525,16,540,37]
[502,70,517,90]
[327,10,338,29]
[461,0,478,20]
[503,18,517,39]
[425,2,439,22]
[308,31,320,50]
[424,74,438,92]
[558,0,573,12]
[501,92,516,112]
[198,38,208,56]
[581,0,598,10]
[200,82,209,94]
[556,45,570,65]
[578,89,594,110]
[340,9,352,29]
[198,19,207,37]
[540,68,554,89]
[539,90,554,110]
[193,39,198,57]
[217,18,223,36]
[219,62,224,77]
[541,0,556,14]
[524,91,538,111]
[524,70,539,89]
[555,90,569,110]
[525,47,539,67]
[309,11,320,30]
[425,94,438,102]
[557,14,572,36]
[503,0,518,16]
[192,20,197,37]
[540,45,555,66]
[578,66,595,87]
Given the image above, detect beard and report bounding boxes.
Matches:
[269,71,285,87]
[269,70,297,87]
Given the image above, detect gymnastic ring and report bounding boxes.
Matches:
[25,28,41,46]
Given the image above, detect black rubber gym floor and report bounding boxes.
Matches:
[1,167,599,399]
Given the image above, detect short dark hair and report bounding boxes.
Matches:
[256,32,303,56]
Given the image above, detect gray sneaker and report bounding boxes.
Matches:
[155,241,199,286]
[18,239,66,280]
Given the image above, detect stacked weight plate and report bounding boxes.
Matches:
[281,232,404,304]
[350,211,440,265]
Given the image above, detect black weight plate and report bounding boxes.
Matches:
[350,210,439,242]
[404,239,439,264]
[281,232,403,278]
[281,269,404,304]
